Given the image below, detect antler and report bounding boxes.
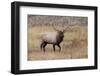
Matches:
[62,25,68,32]
[52,25,60,31]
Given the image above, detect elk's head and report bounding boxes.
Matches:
[53,25,68,38]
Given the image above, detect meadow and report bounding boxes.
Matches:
[28,25,88,60]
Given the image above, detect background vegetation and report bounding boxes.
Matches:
[28,15,88,60]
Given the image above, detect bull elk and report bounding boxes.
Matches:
[40,25,68,52]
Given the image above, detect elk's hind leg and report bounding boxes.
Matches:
[42,42,47,52]
[40,41,43,50]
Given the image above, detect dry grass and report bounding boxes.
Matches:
[28,25,88,61]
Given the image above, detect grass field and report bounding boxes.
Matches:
[28,25,88,61]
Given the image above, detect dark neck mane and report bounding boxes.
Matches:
[56,32,64,44]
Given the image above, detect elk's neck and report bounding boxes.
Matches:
[56,33,64,44]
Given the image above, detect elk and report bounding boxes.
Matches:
[40,25,68,52]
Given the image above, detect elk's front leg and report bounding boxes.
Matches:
[53,44,55,52]
[57,44,61,52]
